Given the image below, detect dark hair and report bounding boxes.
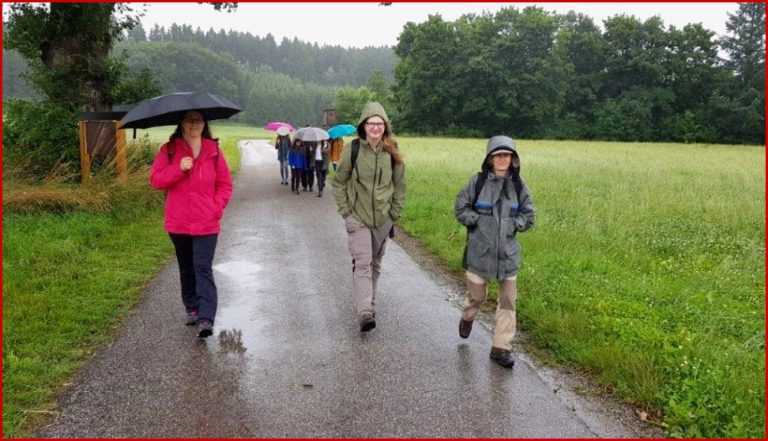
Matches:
[168,110,216,141]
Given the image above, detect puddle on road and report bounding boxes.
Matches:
[207,260,273,356]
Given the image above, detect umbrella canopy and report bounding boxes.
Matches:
[118,92,241,129]
[294,127,329,142]
[327,124,356,139]
[276,126,290,136]
[264,121,295,132]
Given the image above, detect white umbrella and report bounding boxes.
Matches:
[294,127,329,142]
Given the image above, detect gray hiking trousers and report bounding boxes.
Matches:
[344,216,393,323]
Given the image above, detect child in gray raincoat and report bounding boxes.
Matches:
[454,135,535,368]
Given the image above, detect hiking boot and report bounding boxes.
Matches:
[185,309,199,326]
[359,315,376,332]
[459,319,473,339]
[490,347,515,368]
[197,319,213,338]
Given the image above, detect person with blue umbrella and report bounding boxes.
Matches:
[327,124,356,171]
[329,137,344,171]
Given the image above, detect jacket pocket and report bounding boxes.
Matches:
[504,240,521,258]
[467,232,490,257]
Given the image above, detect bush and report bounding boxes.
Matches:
[3,100,81,178]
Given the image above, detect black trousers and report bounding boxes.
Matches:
[314,161,327,192]
[301,168,314,190]
[169,233,219,323]
[291,167,302,191]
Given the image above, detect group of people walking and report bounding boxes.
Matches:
[149,101,535,369]
[275,136,334,197]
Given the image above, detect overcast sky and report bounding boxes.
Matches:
[137,2,740,48]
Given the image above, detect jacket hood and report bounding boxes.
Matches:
[356,101,393,139]
[481,135,520,175]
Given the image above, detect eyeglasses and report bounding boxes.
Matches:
[365,122,385,128]
[183,118,205,124]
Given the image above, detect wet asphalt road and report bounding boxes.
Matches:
[36,140,644,438]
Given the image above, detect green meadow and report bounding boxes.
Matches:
[2,128,765,438]
[397,137,765,438]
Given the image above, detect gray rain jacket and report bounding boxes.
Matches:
[454,136,535,280]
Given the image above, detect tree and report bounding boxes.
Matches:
[333,86,374,125]
[722,2,766,85]
[551,11,605,138]
[3,2,237,111]
[491,6,568,137]
[126,24,148,43]
[393,15,463,133]
[717,2,765,144]
[3,3,149,111]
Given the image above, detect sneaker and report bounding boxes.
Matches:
[197,319,213,338]
[185,309,199,326]
[490,347,515,368]
[459,319,472,338]
[359,315,376,332]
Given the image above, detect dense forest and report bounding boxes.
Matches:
[393,4,765,144]
[137,23,396,87]
[3,3,765,146]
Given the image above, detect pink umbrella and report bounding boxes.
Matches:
[264,121,294,132]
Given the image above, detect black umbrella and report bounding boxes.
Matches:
[118,92,241,130]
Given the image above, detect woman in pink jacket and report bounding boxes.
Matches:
[150,110,233,338]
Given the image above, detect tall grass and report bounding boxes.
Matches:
[2,130,242,437]
[397,137,765,438]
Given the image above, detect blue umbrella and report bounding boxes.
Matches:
[327,124,357,139]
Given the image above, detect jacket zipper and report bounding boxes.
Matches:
[372,150,379,227]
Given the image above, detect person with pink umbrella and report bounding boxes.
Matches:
[274,126,292,185]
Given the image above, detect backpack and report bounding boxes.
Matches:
[350,138,397,173]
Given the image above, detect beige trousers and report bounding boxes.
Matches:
[462,271,518,351]
[345,216,393,322]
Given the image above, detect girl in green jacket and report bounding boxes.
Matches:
[331,102,407,332]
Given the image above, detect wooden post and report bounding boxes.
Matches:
[78,121,90,183]
[114,120,127,180]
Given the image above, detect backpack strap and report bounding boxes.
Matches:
[350,138,360,169]
[166,140,220,170]
[470,172,522,208]
[166,142,175,163]
[350,138,397,173]
[471,172,486,208]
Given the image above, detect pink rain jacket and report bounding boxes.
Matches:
[150,137,233,235]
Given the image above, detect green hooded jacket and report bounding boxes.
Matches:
[331,102,407,228]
